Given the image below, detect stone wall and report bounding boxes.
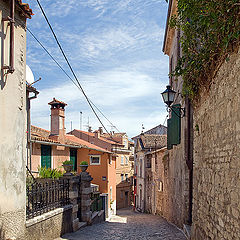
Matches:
[25,206,72,240]
[192,46,240,240]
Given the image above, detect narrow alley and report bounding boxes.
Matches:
[57,209,186,240]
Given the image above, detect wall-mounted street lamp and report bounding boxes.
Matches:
[161,85,185,118]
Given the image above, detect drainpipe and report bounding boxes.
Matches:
[186,97,193,224]
[2,0,15,73]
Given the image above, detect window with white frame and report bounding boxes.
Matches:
[125,156,128,165]
[121,156,124,165]
[89,155,101,165]
[125,174,128,180]
[121,174,124,181]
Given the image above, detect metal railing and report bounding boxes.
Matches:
[26,179,69,220]
[90,193,103,212]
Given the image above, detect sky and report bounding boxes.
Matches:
[27,0,169,138]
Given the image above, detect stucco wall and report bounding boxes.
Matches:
[77,148,109,194]
[192,46,240,240]
[31,143,71,172]
[0,2,27,239]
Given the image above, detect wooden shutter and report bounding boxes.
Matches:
[167,104,181,150]
[70,148,77,171]
[41,145,51,168]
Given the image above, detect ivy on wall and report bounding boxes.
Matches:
[170,0,240,99]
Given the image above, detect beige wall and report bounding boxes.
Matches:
[115,153,133,209]
[0,2,28,239]
[192,46,240,240]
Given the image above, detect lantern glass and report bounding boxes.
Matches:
[161,85,176,107]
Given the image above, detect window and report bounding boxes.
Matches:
[110,186,112,201]
[125,174,128,180]
[125,156,128,165]
[158,181,163,192]
[109,155,112,164]
[121,156,124,165]
[121,174,124,181]
[89,155,101,165]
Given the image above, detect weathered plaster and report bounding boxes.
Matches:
[0,1,27,239]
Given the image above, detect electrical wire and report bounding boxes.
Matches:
[35,0,113,136]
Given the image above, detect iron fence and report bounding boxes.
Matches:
[90,193,103,212]
[26,179,69,220]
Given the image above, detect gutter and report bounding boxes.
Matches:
[31,139,112,154]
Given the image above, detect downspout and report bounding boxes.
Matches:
[2,0,15,73]
[186,98,193,224]
[27,91,39,171]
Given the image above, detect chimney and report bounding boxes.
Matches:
[48,98,67,142]
[94,130,100,139]
[98,127,103,135]
[88,126,92,132]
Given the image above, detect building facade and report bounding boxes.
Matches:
[162,0,193,231]
[0,1,33,239]
[30,98,117,217]
[72,130,134,209]
[132,132,167,213]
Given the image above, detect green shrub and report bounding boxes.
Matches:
[80,161,88,166]
[62,160,73,165]
[38,166,63,179]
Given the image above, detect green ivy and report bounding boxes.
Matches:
[170,0,240,99]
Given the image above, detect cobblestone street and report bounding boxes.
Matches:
[57,209,186,240]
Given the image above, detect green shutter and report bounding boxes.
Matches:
[167,104,181,150]
[171,104,181,145]
[167,119,173,150]
[70,149,77,171]
[41,145,51,168]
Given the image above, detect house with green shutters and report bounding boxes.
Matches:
[30,98,111,174]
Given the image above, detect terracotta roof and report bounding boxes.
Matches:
[31,125,111,153]
[139,134,167,149]
[102,132,127,138]
[48,98,67,106]
[16,0,33,18]
[72,129,122,145]
[65,135,111,153]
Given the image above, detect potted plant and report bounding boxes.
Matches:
[62,160,73,175]
[80,161,88,172]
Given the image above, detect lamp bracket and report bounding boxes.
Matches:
[168,105,185,118]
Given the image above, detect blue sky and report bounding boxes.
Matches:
[27,0,169,138]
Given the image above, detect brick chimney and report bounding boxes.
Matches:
[48,98,67,142]
[94,130,100,139]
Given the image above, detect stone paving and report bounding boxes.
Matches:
[57,208,187,240]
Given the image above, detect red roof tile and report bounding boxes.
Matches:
[72,129,122,145]
[16,0,33,18]
[31,125,111,153]
[66,135,111,153]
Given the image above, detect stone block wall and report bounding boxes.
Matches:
[25,206,72,240]
[192,46,240,240]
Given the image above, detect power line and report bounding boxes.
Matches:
[28,25,121,134]
[35,0,112,136]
